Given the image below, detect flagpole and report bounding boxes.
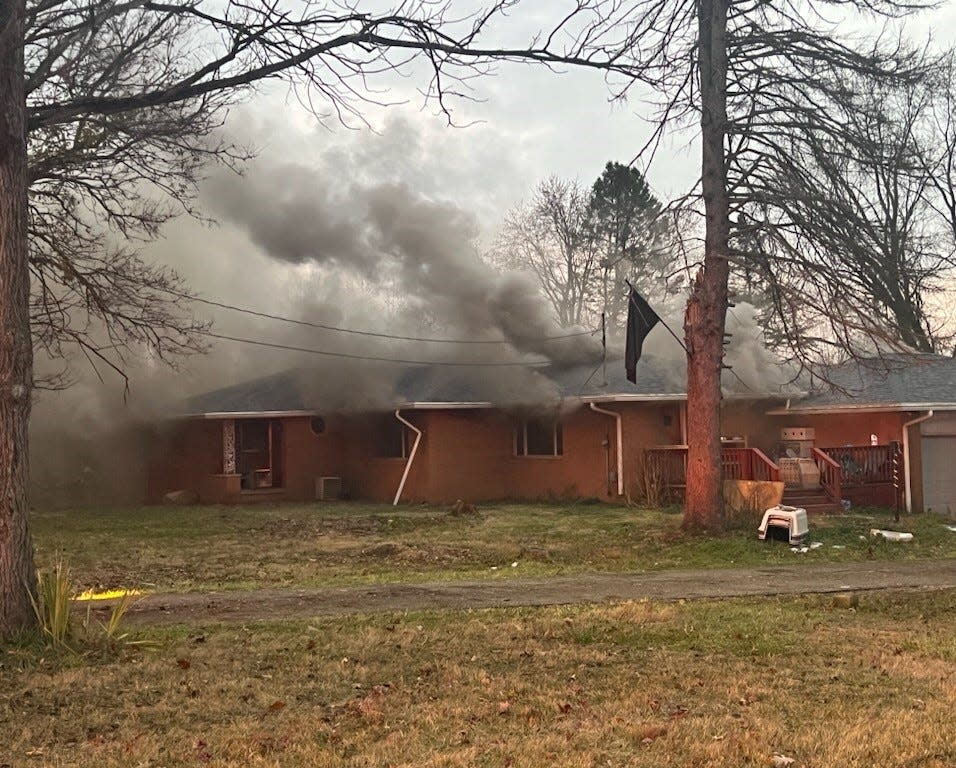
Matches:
[624,278,691,357]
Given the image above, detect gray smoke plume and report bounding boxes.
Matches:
[203,163,599,367]
[628,296,798,396]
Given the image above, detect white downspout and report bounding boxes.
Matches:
[902,410,933,514]
[590,402,624,496]
[393,409,423,506]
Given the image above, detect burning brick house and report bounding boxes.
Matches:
[147,353,956,514]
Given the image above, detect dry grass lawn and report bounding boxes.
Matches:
[3,589,955,767]
[30,502,956,594]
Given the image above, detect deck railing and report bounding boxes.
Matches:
[820,445,897,486]
[811,447,842,505]
[644,446,689,492]
[645,446,780,491]
[647,443,901,509]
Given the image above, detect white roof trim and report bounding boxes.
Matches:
[397,401,495,410]
[401,396,687,407]
[767,402,956,415]
[580,392,787,404]
[580,393,686,403]
[193,410,318,419]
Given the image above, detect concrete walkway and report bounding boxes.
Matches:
[105,559,956,626]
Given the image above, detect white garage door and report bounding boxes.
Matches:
[921,434,956,515]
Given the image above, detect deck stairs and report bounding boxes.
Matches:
[781,485,840,514]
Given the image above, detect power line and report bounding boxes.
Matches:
[200,330,603,368]
[165,288,598,344]
[723,366,754,393]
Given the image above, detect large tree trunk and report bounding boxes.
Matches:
[0,0,37,634]
[684,0,730,530]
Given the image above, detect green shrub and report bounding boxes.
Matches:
[28,557,74,649]
[27,557,140,654]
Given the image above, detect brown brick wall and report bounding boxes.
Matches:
[278,415,347,500]
[148,404,683,505]
[146,419,222,503]
[150,402,924,508]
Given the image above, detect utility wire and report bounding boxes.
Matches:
[200,330,604,368]
[723,366,754,393]
[165,288,598,344]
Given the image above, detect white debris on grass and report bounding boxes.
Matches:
[870,529,914,542]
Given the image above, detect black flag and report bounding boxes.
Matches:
[625,287,660,383]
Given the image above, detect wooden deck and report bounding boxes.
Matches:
[645,443,902,512]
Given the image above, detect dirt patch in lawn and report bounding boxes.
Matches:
[359,541,471,565]
[79,558,956,627]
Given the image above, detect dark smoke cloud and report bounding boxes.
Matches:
[203,162,599,367]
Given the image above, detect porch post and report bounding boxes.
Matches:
[222,419,236,474]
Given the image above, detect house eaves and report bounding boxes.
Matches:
[192,409,319,420]
[766,402,956,416]
[397,401,495,410]
[580,393,686,403]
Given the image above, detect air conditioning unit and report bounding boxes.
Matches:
[315,476,344,501]
[782,427,815,441]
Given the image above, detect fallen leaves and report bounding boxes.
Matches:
[193,739,212,764]
[346,684,391,723]
[637,724,668,744]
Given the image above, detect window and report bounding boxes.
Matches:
[373,416,412,458]
[515,419,563,457]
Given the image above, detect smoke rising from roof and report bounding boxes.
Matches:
[202,160,599,367]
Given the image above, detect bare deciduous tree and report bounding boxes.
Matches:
[0,0,36,636]
[494,177,600,328]
[741,78,955,361]
[925,56,956,266]
[495,163,680,334]
[546,0,938,528]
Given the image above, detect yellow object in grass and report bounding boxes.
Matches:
[74,588,144,601]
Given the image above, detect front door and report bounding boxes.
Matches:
[236,419,283,490]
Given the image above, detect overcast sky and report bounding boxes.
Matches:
[147,0,956,274]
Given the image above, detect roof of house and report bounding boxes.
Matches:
[769,353,956,413]
[182,351,956,417]
[183,353,691,417]
[185,370,314,416]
